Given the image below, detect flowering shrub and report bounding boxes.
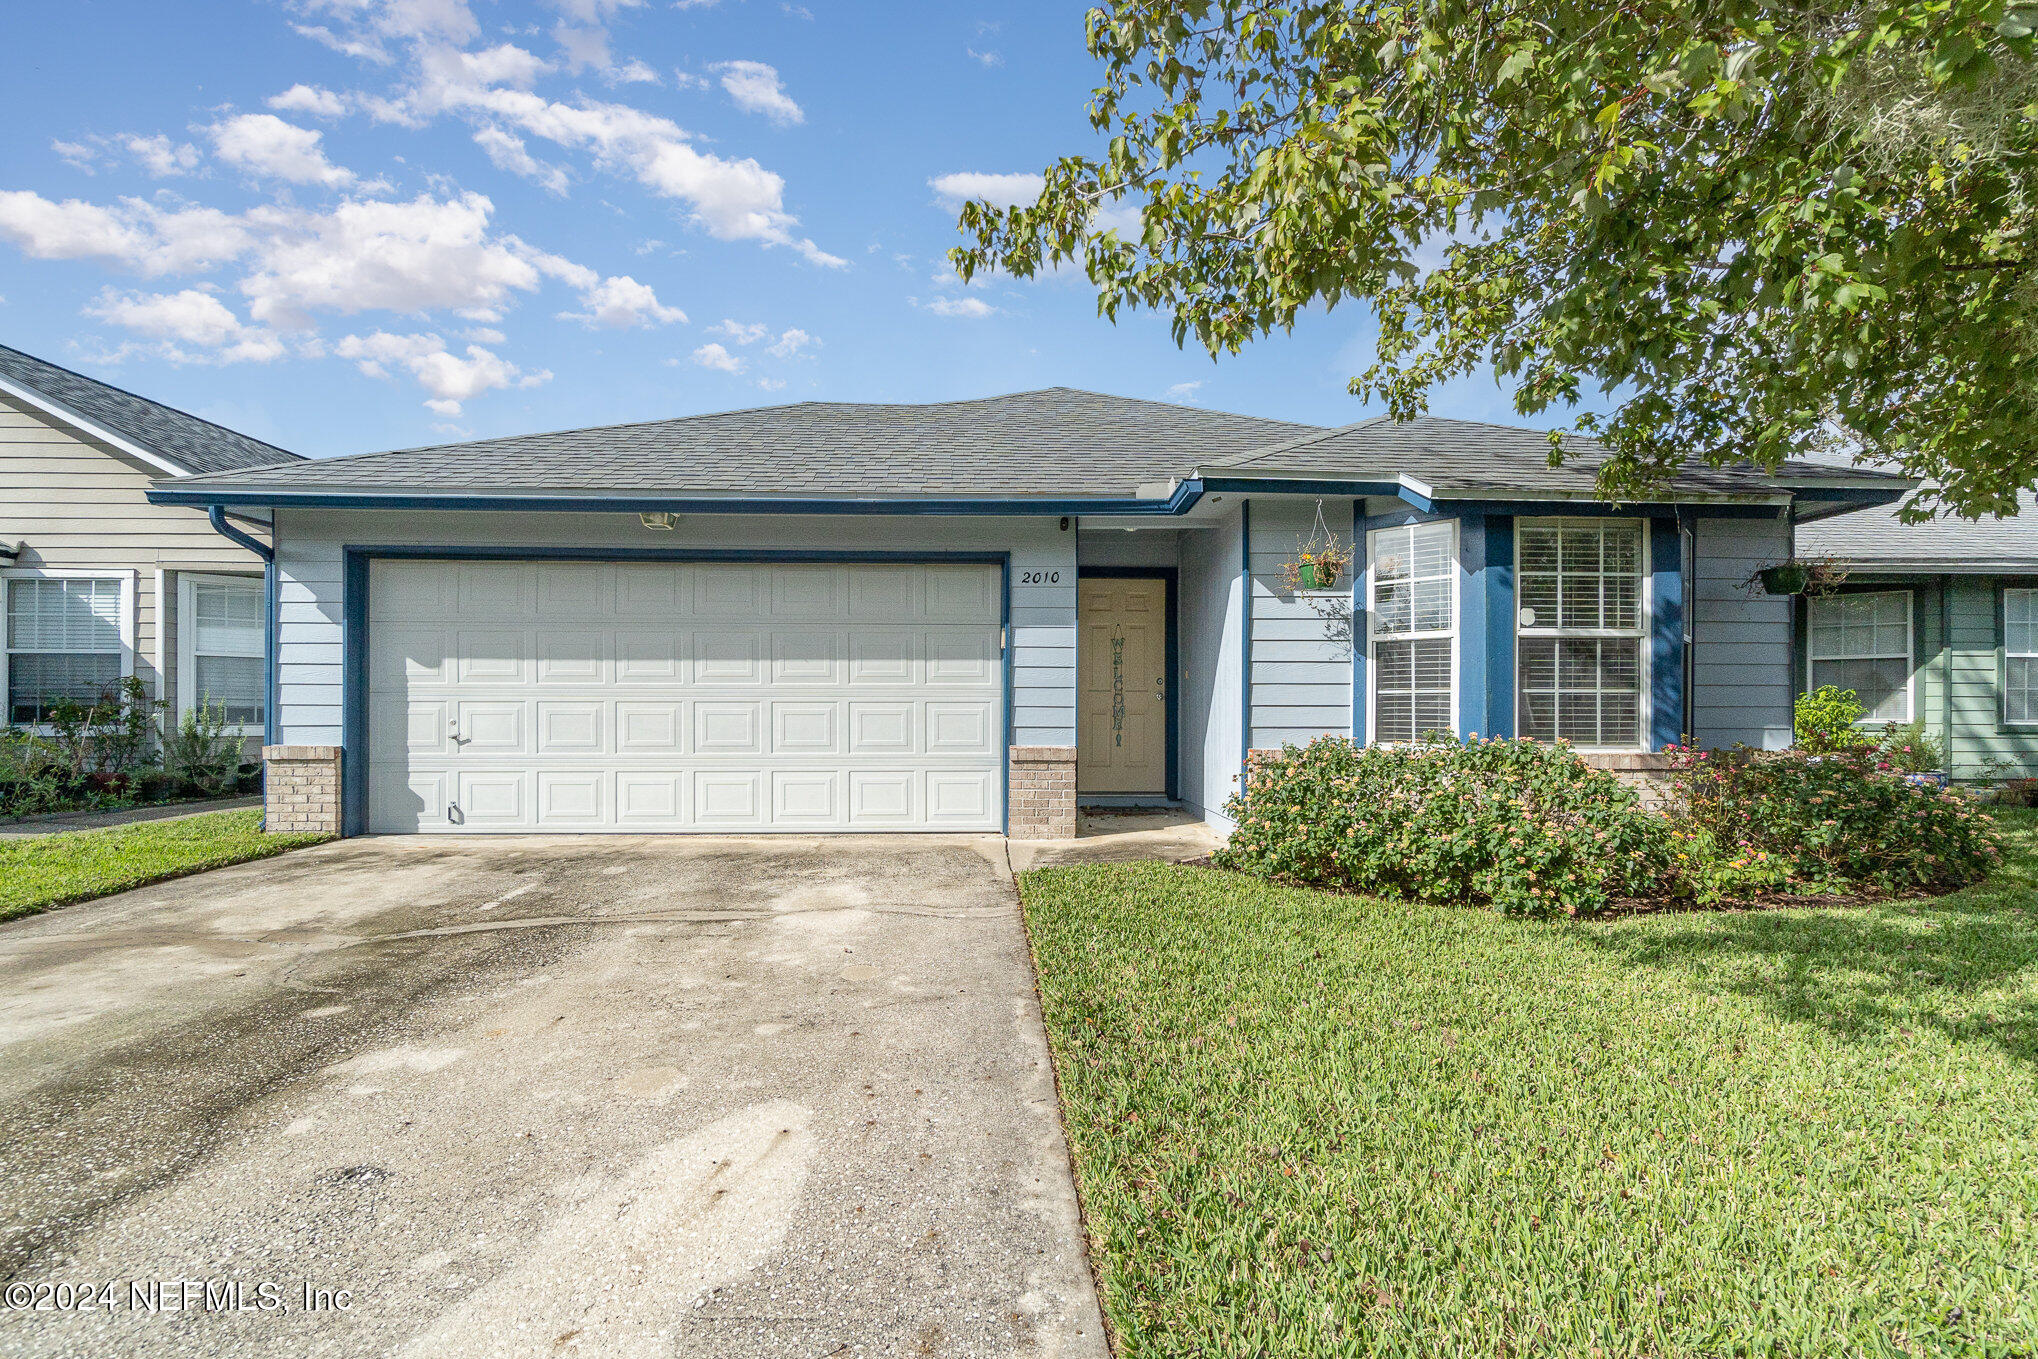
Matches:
[1667,745,2001,894]
[1212,735,1680,917]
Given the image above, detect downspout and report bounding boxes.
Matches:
[1941,575,1954,781]
[1679,508,1695,742]
[205,505,278,756]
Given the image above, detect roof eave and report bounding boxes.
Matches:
[0,371,191,477]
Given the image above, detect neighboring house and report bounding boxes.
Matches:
[0,343,302,746]
[1795,489,2038,780]
[146,390,1907,839]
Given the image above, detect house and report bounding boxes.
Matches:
[0,343,301,746]
[1795,487,2038,780]
[143,390,1908,839]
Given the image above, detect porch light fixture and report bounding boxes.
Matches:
[639,512,680,531]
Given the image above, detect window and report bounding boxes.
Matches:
[1368,520,1456,742]
[2005,589,2038,725]
[179,575,265,729]
[5,576,128,724]
[1516,520,1646,747]
[1806,590,1912,723]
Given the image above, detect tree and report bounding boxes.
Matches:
[952,1,2038,517]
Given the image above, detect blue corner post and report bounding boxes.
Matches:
[1483,515,1515,739]
[1457,513,1487,739]
[1650,517,1684,750]
[1350,501,1367,743]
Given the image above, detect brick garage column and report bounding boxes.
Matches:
[263,745,343,836]
[1008,745,1077,840]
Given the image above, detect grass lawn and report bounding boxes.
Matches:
[0,808,331,923]
[1018,808,2038,1356]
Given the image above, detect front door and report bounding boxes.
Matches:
[1077,577,1167,795]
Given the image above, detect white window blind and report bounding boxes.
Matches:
[187,578,264,727]
[2006,589,2038,725]
[1369,520,1456,743]
[6,577,125,724]
[1517,521,1646,747]
[1807,591,1912,723]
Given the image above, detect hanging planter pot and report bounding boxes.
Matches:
[1281,499,1352,594]
[1758,563,1813,595]
[1298,559,1341,590]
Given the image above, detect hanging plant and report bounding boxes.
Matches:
[1281,501,1354,592]
[1750,557,1848,597]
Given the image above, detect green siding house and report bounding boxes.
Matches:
[1794,494,2038,781]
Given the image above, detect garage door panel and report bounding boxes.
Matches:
[695,631,762,683]
[849,702,914,754]
[536,770,606,825]
[695,702,763,753]
[616,701,684,752]
[534,629,606,684]
[770,630,842,684]
[368,559,1005,833]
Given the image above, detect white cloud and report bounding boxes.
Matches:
[237,191,567,326]
[335,329,548,412]
[84,287,288,363]
[690,341,743,373]
[549,0,641,19]
[917,295,995,318]
[607,58,660,85]
[713,61,803,125]
[1165,381,1204,403]
[464,325,506,344]
[765,326,813,358]
[710,318,769,344]
[552,22,613,73]
[928,171,1042,210]
[755,376,785,391]
[268,84,350,118]
[124,135,203,178]
[966,48,1002,67]
[473,125,571,194]
[0,191,252,275]
[558,274,684,328]
[52,140,100,173]
[208,114,357,188]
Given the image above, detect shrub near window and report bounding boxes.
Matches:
[1668,745,2001,894]
[1214,735,1678,917]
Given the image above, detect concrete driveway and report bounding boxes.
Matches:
[0,835,1109,1358]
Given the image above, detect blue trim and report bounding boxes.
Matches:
[1350,499,1366,743]
[1650,517,1685,750]
[336,546,1015,839]
[1458,513,1488,738]
[1080,567,1180,801]
[1000,561,1013,835]
[1484,515,1516,739]
[1239,499,1253,767]
[152,482,1207,517]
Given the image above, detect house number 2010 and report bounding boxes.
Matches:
[1020,571,1061,585]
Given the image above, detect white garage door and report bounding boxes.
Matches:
[366,559,1005,833]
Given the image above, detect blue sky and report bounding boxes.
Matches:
[0,0,1523,458]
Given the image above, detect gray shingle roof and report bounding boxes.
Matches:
[0,343,300,475]
[166,388,1318,498]
[1215,414,1908,498]
[1796,491,2038,569]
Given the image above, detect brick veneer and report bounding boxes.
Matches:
[263,745,343,835]
[1580,750,1678,808]
[1008,745,1077,839]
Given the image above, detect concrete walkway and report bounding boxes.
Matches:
[0,834,1111,1358]
[0,794,261,838]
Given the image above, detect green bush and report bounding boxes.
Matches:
[1213,735,1680,917]
[1874,718,1946,774]
[1668,745,2001,894]
[1794,684,1872,753]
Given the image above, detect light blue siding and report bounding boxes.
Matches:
[1177,502,1243,824]
[1247,497,1355,750]
[1690,513,1793,750]
[270,508,1079,750]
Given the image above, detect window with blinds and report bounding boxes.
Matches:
[185,577,265,727]
[6,577,125,724]
[1368,520,1456,743]
[1516,520,1646,747]
[1806,590,1912,723]
[2008,589,2038,726]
